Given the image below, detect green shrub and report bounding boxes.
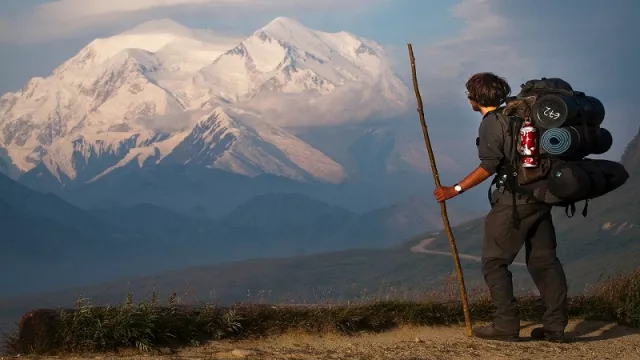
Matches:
[4,267,639,356]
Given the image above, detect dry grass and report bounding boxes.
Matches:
[2,268,639,357]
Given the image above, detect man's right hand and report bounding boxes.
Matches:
[434,186,458,203]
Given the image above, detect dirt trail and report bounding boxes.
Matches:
[9,320,640,360]
[410,237,527,267]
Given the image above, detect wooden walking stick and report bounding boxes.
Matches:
[407,43,473,337]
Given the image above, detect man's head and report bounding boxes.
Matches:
[465,72,511,113]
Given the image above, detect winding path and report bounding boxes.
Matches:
[409,237,527,267]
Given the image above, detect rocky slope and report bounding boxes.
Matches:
[621,125,640,174]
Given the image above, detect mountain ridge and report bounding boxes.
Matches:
[1,170,465,296]
[7,179,632,310]
[0,17,410,188]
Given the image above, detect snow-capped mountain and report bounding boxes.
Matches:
[0,17,410,186]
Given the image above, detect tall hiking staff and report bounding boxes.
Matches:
[407,43,472,337]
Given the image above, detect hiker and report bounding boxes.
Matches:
[433,72,568,342]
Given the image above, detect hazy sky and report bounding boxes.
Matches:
[0,0,638,161]
[0,0,461,93]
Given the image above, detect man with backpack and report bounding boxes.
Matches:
[433,72,568,342]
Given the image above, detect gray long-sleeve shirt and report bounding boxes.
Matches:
[476,110,533,205]
[477,110,510,176]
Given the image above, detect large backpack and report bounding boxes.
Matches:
[493,78,630,227]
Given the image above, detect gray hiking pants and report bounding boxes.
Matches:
[482,191,569,332]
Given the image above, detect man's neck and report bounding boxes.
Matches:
[480,106,497,117]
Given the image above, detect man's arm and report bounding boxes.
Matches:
[458,166,492,191]
[458,115,506,191]
[434,114,506,202]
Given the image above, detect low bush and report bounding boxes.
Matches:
[3,267,639,355]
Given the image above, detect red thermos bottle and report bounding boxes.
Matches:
[519,119,538,168]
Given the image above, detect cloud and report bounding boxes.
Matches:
[226,78,410,129]
[0,0,384,43]
[404,0,638,160]
[36,0,249,20]
[404,0,532,107]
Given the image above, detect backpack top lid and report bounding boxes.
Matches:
[515,77,574,99]
[502,77,577,120]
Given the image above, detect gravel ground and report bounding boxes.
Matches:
[4,319,640,360]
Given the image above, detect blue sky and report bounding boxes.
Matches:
[182,0,464,46]
[0,0,637,163]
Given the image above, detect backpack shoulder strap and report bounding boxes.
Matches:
[493,114,526,228]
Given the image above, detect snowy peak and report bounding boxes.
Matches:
[255,16,386,75]
[258,16,377,62]
[162,107,346,183]
[0,41,184,175]
[54,19,241,75]
[196,16,393,104]
[0,17,408,186]
[260,16,309,35]
[57,35,171,73]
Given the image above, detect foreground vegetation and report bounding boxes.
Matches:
[3,268,639,356]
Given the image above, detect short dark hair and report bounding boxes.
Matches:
[465,72,511,107]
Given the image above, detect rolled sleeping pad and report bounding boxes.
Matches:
[540,126,613,156]
[532,93,605,130]
[589,127,613,155]
[547,159,630,202]
[540,128,572,155]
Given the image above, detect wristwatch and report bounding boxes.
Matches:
[454,184,464,194]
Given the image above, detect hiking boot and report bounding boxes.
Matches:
[530,327,565,343]
[472,324,520,341]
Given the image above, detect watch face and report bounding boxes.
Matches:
[455,185,462,192]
